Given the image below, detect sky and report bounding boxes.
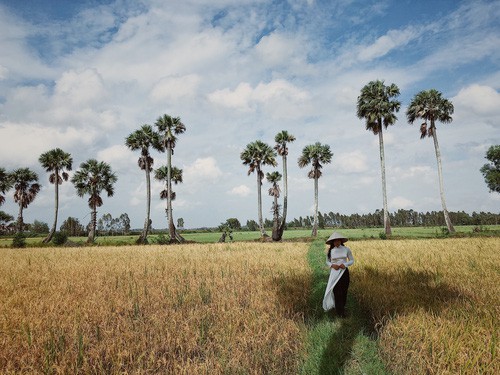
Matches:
[0,0,499,230]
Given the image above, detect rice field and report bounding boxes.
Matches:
[0,237,498,374]
[349,237,499,374]
[0,243,311,374]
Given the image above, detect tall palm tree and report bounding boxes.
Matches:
[240,140,277,238]
[71,159,117,243]
[11,168,41,233]
[154,114,186,243]
[0,167,13,207]
[38,148,73,243]
[274,130,295,240]
[154,165,184,242]
[266,171,282,241]
[125,125,163,244]
[298,142,333,237]
[356,80,400,236]
[406,89,455,233]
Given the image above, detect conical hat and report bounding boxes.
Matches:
[325,231,348,245]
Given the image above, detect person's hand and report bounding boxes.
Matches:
[339,264,346,269]
[331,264,340,270]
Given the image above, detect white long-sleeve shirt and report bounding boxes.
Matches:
[326,245,354,268]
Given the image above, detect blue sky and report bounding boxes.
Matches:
[0,0,499,229]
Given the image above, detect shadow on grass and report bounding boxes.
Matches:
[351,265,470,322]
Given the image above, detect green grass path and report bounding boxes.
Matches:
[299,240,388,375]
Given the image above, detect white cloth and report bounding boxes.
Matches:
[322,245,354,311]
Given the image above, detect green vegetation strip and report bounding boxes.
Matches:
[300,240,387,375]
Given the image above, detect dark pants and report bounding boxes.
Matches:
[333,268,350,316]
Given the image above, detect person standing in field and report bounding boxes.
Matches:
[322,232,354,318]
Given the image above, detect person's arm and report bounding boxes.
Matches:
[344,247,354,267]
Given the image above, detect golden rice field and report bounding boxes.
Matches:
[349,237,499,374]
[0,243,311,374]
[0,237,498,374]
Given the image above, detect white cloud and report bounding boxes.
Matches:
[97,145,133,171]
[335,151,369,173]
[207,79,311,119]
[150,74,201,102]
[228,185,251,197]
[453,84,500,118]
[390,196,414,209]
[183,157,223,188]
[358,28,418,61]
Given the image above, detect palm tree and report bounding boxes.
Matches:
[154,114,186,243]
[356,80,401,236]
[240,140,277,238]
[71,159,117,243]
[38,148,73,243]
[11,168,41,233]
[298,142,333,237]
[266,171,282,241]
[125,125,163,244]
[274,130,295,240]
[0,167,13,207]
[154,165,184,242]
[406,89,455,233]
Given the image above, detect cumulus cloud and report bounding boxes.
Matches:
[453,84,500,119]
[228,184,251,197]
[335,151,369,173]
[207,79,311,118]
[358,28,419,61]
[150,74,201,102]
[183,157,223,188]
[390,196,414,209]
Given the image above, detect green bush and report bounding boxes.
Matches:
[12,232,26,248]
[378,232,387,240]
[52,231,68,246]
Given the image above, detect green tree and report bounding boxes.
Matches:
[38,148,73,243]
[125,124,162,244]
[0,167,13,206]
[266,171,282,241]
[0,211,14,234]
[225,217,241,230]
[11,168,41,233]
[60,217,85,236]
[71,159,117,243]
[274,130,295,240]
[298,142,333,237]
[177,218,184,229]
[31,220,49,234]
[356,80,400,236]
[406,89,455,233]
[240,140,277,238]
[480,145,500,193]
[155,114,186,243]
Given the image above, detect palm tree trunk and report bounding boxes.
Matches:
[312,176,318,237]
[278,155,288,239]
[257,168,267,237]
[16,203,24,233]
[44,180,59,243]
[272,195,280,241]
[378,128,392,235]
[88,207,96,243]
[431,125,455,233]
[166,144,177,242]
[138,166,151,244]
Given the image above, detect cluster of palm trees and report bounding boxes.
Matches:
[357,81,456,234]
[0,82,458,243]
[0,114,187,244]
[241,132,334,239]
[242,81,457,238]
